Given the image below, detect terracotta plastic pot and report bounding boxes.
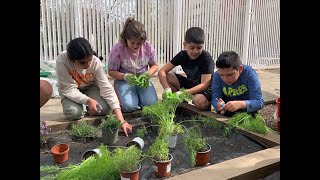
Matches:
[120,163,141,180]
[51,143,69,164]
[195,143,211,166]
[153,153,173,178]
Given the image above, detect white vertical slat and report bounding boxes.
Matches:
[108,0,113,54]
[151,0,154,56]
[181,0,186,49]
[164,0,168,63]
[74,0,79,37]
[203,0,208,49]
[88,0,93,45]
[66,0,71,43]
[159,0,162,64]
[40,28,43,61]
[242,0,252,65]
[41,0,48,61]
[113,0,116,45]
[100,0,105,59]
[265,0,272,58]
[46,0,53,61]
[83,0,88,40]
[217,0,223,55]
[252,6,260,66]
[232,0,238,52]
[206,0,210,51]
[96,0,101,55]
[256,0,263,58]
[92,0,97,51]
[70,0,75,39]
[51,0,57,60]
[147,0,151,44]
[79,0,83,37]
[61,0,67,50]
[211,0,216,56]
[56,0,62,54]
[105,0,109,60]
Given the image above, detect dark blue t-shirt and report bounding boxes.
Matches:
[211,64,264,113]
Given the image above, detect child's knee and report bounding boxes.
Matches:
[121,105,136,113]
[193,95,210,110]
[63,106,84,120]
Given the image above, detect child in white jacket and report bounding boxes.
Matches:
[56,37,132,136]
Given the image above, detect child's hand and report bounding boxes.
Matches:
[121,121,133,137]
[162,88,172,100]
[217,98,225,114]
[86,98,101,114]
[137,72,150,88]
[124,73,138,86]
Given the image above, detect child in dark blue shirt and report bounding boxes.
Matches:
[211,51,264,117]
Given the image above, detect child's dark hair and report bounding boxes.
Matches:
[216,51,242,70]
[184,27,205,44]
[67,37,93,61]
[120,17,147,46]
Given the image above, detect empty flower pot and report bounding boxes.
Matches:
[51,143,69,164]
[126,137,145,150]
[81,148,101,160]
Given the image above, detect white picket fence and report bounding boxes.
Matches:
[40,0,280,71]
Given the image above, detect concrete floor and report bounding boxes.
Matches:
[40,68,280,126]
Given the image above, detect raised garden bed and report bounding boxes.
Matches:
[40,104,280,179]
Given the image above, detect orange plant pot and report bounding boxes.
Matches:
[51,143,70,164]
[195,143,211,166]
[153,153,173,178]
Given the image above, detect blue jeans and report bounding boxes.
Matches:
[114,80,158,112]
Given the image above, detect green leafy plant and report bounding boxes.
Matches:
[183,128,207,166]
[126,73,150,88]
[223,112,274,136]
[136,125,147,138]
[113,145,143,173]
[147,136,170,161]
[100,111,121,130]
[159,118,184,136]
[162,88,192,102]
[70,120,98,139]
[56,144,120,180]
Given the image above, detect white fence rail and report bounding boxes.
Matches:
[40,0,279,69]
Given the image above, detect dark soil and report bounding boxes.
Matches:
[259,103,279,132]
[40,112,279,179]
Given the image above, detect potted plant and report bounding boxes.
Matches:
[113,145,143,180]
[100,111,122,145]
[69,120,98,142]
[51,143,70,164]
[142,96,186,148]
[159,119,184,148]
[183,128,211,166]
[147,136,172,178]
